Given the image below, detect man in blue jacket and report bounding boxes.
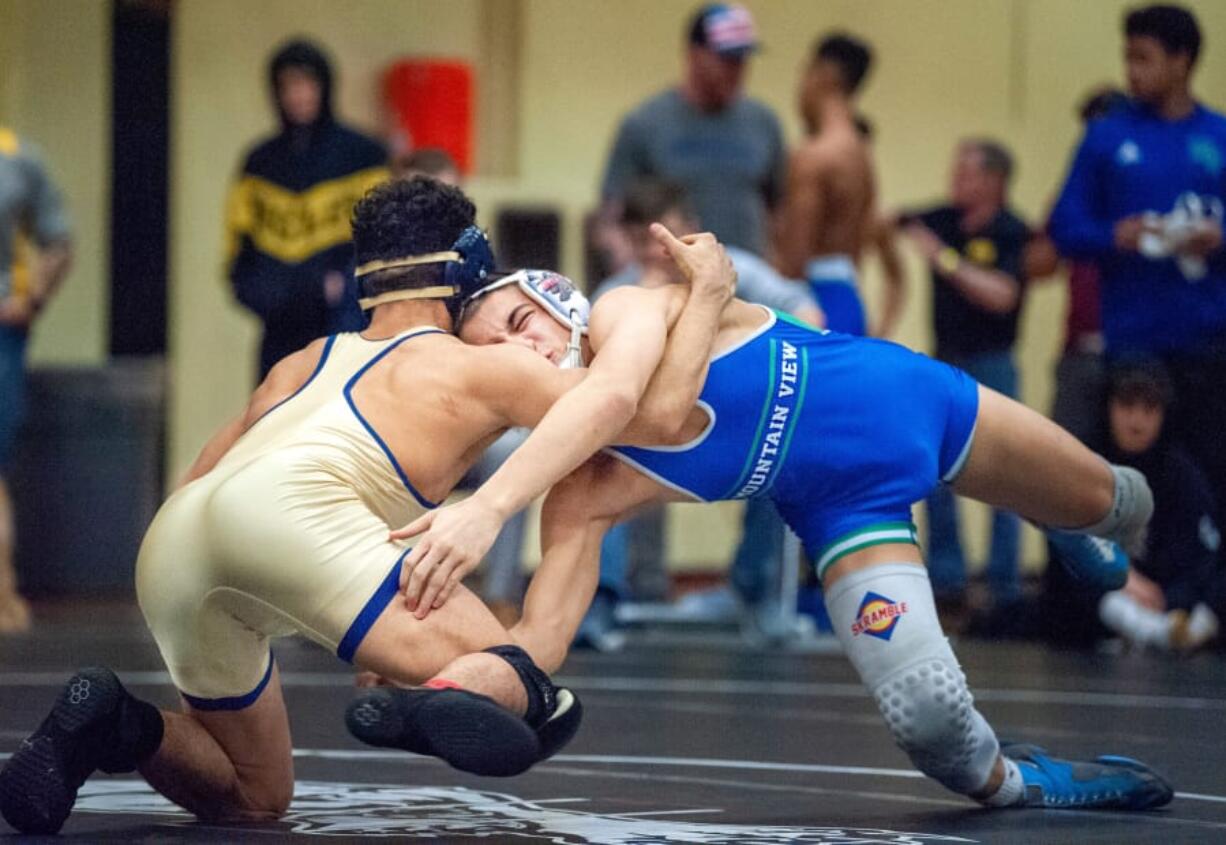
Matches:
[1049,4,1226,521]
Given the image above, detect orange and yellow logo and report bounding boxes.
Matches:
[850,591,908,641]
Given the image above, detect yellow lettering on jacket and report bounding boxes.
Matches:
[224,166,388,265]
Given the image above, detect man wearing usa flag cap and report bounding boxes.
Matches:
[601,4,786,259]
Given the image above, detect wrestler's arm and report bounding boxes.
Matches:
[176,338,329,489]
[396,297,670,615]
[870,212,907,338]
[776,147,824,279]
[604,278,731,445]
[397,230,732,615]
[465,228,732,514]
[511,455,669,672]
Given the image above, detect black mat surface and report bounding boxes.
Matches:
[2,602,1225,843]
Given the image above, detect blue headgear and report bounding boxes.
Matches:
[459,269,591,368]
[354,225,496,313]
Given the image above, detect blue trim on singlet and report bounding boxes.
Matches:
[608,309,809,502]
[343,329,446,510]
[337,550,408,663]
[181,652,274,711]
[250,334,338,427]
[606,307,981,557]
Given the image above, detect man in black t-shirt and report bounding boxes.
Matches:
[900,139,1030,619]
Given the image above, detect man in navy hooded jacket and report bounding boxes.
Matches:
[1049,4,1226,525]
[225,38,387,379]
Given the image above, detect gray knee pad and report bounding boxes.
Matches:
[1076,464,1153,556]
[825,563,1000,796]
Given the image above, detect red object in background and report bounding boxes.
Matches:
[383,59,474,175]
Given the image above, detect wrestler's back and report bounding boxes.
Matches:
[135,326,505,673]
[201,327,503,524]
[805,130,875,258]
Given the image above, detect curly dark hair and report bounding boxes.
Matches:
[351,176,476,298]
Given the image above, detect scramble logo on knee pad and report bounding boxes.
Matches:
[850,592,909,641]
[828,564,1001,797]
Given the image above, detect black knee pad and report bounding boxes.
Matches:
[483,645,583,759]
[483,644,555,728]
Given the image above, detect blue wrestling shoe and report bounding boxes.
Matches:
[1045,530,1129,591]
[1002,743,1174,810]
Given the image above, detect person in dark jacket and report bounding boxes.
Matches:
[1043,361,1220,650]
[1096,362,1220,651]
[225,38,388,379]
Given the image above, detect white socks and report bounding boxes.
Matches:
[980,757,1025,807]
[1099,591,1220,651]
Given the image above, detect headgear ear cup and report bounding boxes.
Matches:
[508,271,590,369]
[456,268,590,367]
[447,226,497,295]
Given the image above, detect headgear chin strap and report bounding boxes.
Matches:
[460,269,592,368]
[355,225,496,312]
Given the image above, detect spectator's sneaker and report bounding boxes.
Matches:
[573,589,625,653]
[743,598,818,645]
[0,668,124,834]
[672,586,741,623]
[1169,603,1220,653]
[1002,743,1174,810]
[1045,531,1129,591]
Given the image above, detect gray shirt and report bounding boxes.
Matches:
[592,245,817,316]
[601,89,786,256]
[0,130,70,300]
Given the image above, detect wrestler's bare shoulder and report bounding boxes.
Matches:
[796,132,867,173]
[382,330,544,381]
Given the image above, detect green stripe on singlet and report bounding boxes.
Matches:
[771,346,809,479]
[816,522,920,576]
[723,338,779,500]
[775,308,828,333]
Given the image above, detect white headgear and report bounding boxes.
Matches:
[460,269,591,368]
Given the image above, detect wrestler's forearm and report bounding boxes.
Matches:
[510,512,609,673]
[32,243,72,310]
[947,264,1019,314]
[619,288,726,444]
[475,377,639,521]
[872,231,907,338]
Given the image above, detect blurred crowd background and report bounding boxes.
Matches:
[3,0,1226,655]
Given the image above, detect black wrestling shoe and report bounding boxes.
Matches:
[0,667,125,834]
[346,687,542,777]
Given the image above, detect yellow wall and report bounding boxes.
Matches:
[9,0,1226,568]
[160,0,1226,568]
[515,0,1226,566]
[0,0,109,365]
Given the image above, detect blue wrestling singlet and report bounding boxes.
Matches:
[607,309,980,575]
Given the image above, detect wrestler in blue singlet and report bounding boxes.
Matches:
[607,308,980,577]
